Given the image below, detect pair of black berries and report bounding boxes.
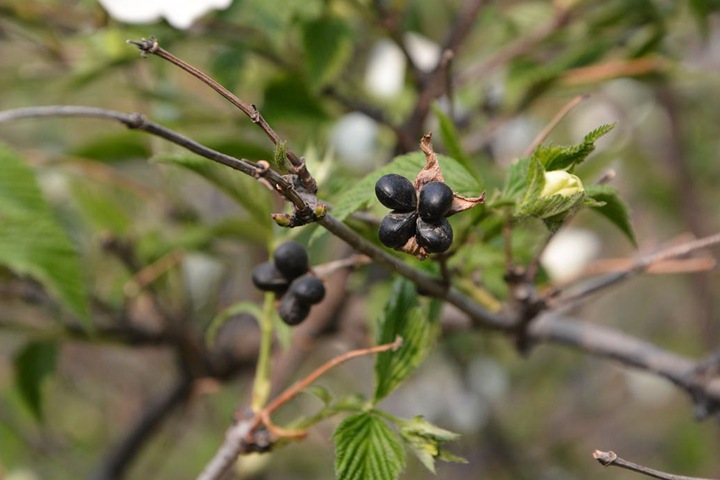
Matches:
[375,174,454,253]
[251,241,326,326]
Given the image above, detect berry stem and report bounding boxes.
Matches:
[251,293,276,410]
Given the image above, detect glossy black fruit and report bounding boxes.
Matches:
[416,217,454,253]
[418,181,453,220]
[375,174,417,213]
[273,241,309,280]
[379,211,417,248]
[278,293,311,326]
[252,262,289,293]
[289,275,326,304]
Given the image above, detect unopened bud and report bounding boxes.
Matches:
[541,170,584,198]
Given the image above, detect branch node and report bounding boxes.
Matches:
[592,450,617,466]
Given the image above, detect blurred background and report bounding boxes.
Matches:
[1,0,720,479]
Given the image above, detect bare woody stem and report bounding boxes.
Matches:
[127,37,317,193]
[0,106,310,213]
[592,450,717,480]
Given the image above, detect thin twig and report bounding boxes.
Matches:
[550,232,720,308]
[521,94,590,157]
[0,106,311,215]
[127,37,317,194]
[197,338,403,480]
[592,450,717,480]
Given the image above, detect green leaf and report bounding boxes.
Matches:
[261,74,328,124]
[69,180,132,234]
[0,143,90,324]
[537,123,615,171]
[331,152,483,222]
[70,132,151,163]
[13,342,58,421]
[431,103,478,181]
[334,412,405,480]
[302,16,353,89]
[273,140,288,170]
[152,152,273,238]
[374,279,433,402]
[586,184,637,246]
[399,416,466,473]
[503,156,531,199]
[515,157,545,216]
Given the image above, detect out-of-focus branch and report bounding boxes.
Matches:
[592,450,717,480]
[530,314,720,417]
[91,376,195,480]
[549,232,720,308]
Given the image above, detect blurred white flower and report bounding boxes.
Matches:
[541,170,584,198]
[330,112,379,169]
[541,228,601,282]
[403,32,442,73]
[98,0,232,30]
[364,39,406,98]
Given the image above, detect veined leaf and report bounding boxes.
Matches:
[13,342,58,421]
[537,123,615,171]
[302,16,353,89]
[586,184,636,246]
[374,279,433,402]
[331,152,483,222]
[515,157,546,216]
[152,152,273,237]
[431,103,477,180]
[334,412,405,480]
[0,143,89,324]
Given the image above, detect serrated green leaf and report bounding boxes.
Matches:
[0,143,89,325]
[538,123,615,171]
[69,180,132,234]
[431,103,478,180]
[399,416,465,474]
[503,156,531,199]
[302,16,353,88]
[374,279,433,402]
[152,152,273,238]
[331,152,483,222]
[13,342,58,421]
[515,157,545,216]
[586,184,636,246]
[334,412,405,480]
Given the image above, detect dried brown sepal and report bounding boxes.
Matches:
[397,235,431,260]
[414,132,445,189]
[447,191,486,217]
[415,132,485,216]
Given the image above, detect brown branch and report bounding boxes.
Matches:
[550,232,720,308]
[127,37,317,194]
[91,376,195,480]
[592,450,717,480]
[530,313,720,417]
[0,106,311,216]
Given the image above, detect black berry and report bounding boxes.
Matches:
[289,275,326,304]
[375,174,417,213]
[273,241,309,280]
[278,293,311,326]
[378,211,417,248]
[418,181,453,220]
[252,262,289,293]
[416,217,453,253]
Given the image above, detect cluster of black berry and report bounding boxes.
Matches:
[251,241,326,326]
[375,174,454,253]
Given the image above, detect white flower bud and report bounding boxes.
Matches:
[541,170,584,198]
